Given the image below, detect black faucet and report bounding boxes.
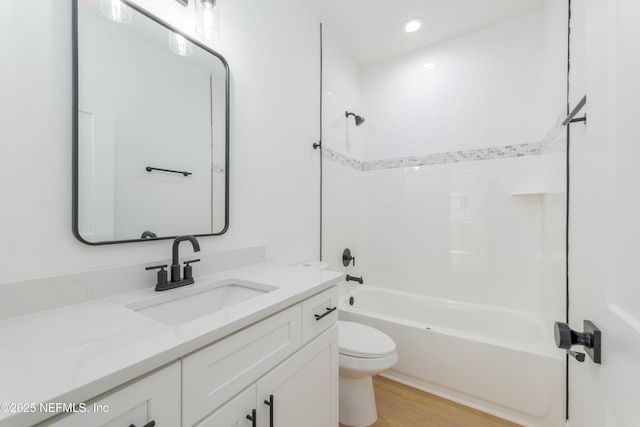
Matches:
[170,235,201,286]
[346,274,364,284]
[145,235,201,291]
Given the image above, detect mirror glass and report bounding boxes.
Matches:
[73,0,229,244]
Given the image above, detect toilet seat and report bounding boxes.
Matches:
[338,321,396,358]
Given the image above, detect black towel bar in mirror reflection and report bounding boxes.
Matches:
[146,166,192,177]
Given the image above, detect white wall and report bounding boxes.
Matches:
[0,0,322,286]
[321,30,365,160]
[362,12,546,160]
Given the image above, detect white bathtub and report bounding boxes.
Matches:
[339,286,564,427]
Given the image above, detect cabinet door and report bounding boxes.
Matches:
[194,385,257,427]
[182,305,301,426]
[41,362,180,427]
[256,325,338,427]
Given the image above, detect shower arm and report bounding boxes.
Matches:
[345,110,365,126]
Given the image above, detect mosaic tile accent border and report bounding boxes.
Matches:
[324,114,568,171]
[324,141,540,171]
[323,148,363,170]
[324,135,567,172]
[364,142,546,171]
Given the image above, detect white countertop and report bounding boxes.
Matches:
[0,262,343,427]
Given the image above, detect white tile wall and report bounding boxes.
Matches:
[355,155,555,311]
[322,161,363,271]
[324,151,565,313]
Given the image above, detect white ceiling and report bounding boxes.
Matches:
[304,0,543,66]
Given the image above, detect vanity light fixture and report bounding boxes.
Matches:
[99,0,133,23]
[168,31,194,56]
[402,17,424,33]
[195,0,220,40]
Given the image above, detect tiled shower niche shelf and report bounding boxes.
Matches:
[511,186,566,196]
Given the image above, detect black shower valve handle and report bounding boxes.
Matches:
[343,248,356,267]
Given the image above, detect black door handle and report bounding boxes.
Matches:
[314,307,337,321]
[246,409,257,427]
[264,394,274,427]
[554,320,601,364]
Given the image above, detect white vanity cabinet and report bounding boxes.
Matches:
[182,305,303,426]
[193,326,338,427]
[40,362,181,427]
[188,286,339,427]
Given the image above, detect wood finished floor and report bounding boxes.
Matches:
[339,376,522,427]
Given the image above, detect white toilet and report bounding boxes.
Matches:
[338,320,398,427]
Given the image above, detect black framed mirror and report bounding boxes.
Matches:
[72,0,229,245]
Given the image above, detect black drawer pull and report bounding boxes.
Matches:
[314,306,337,321]
[129,422,155,427]
[246,409,257,427]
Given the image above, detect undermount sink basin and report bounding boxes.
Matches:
[128,279,276,325]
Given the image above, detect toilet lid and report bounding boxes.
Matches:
[338,321,396,358]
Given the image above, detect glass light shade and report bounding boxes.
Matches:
[168,31,194,56]
[99,0,133,23]
[195,0,220,41]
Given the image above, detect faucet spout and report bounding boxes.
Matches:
[170,235,201,284]
[346,274,364,284]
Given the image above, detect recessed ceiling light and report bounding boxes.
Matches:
[403,18,424,33]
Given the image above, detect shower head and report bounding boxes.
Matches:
[345,111,365,126]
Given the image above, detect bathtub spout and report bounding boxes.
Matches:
[346,275,364,284]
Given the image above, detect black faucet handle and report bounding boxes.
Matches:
[183,259,201,280]
[145,264,168,287]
